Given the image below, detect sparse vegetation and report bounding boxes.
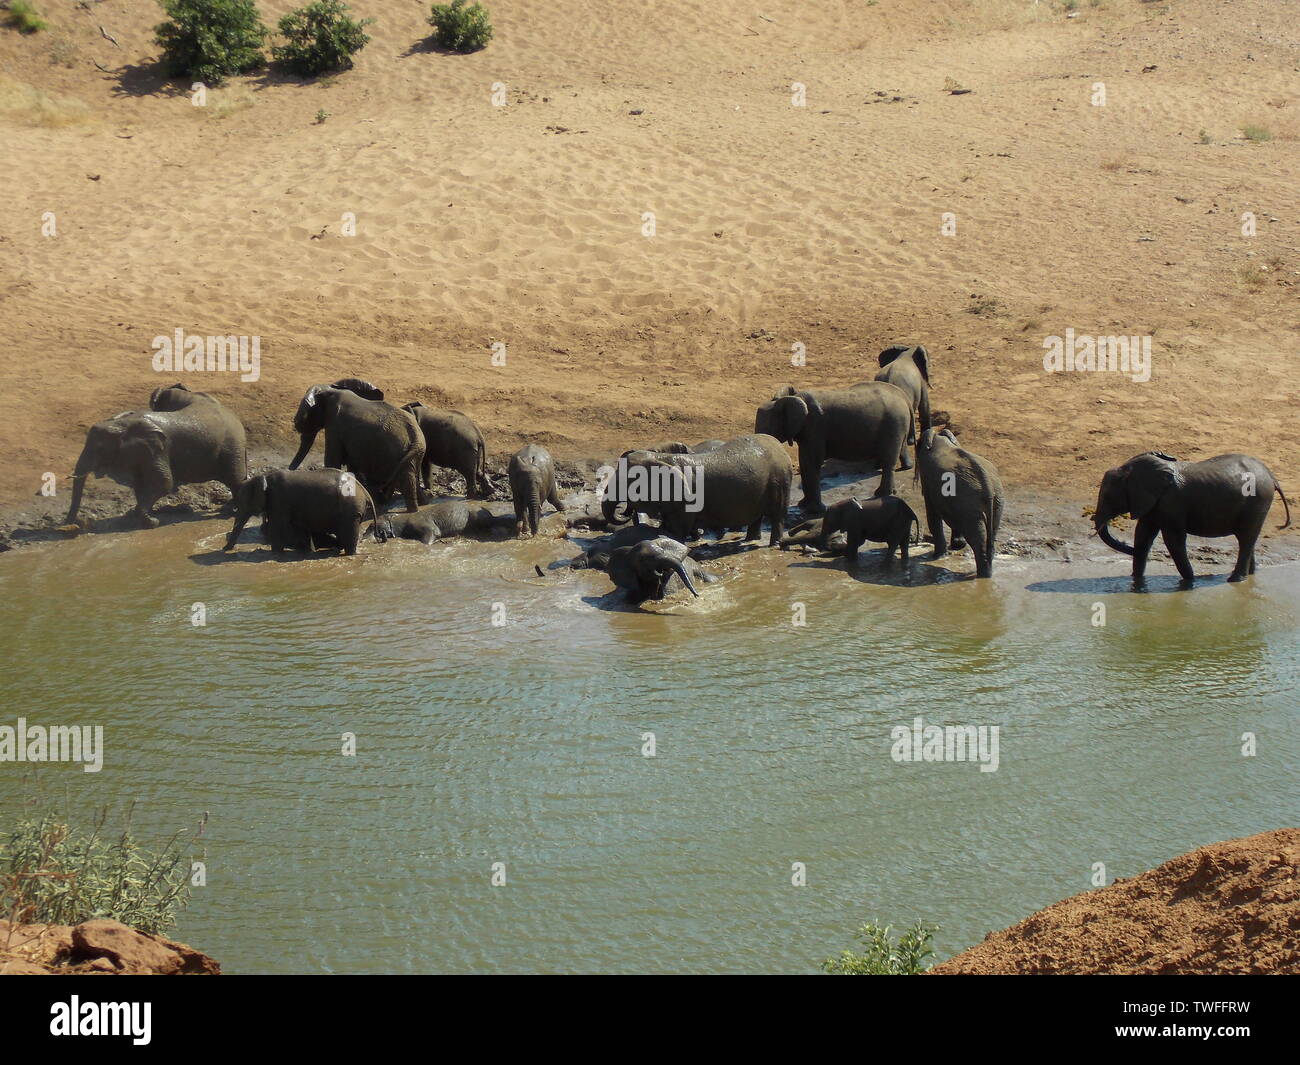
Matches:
[428,0,493,53]
[1198,129,1212,145]
[154,0,268,86]
[273,0,373,77]
[967,293,1003,317]
[315,107,329,123]
[1,809,199,935]
[1237,264,1269,291]
[822,920,937,975]
[207,84,256,119]
[5,1,48,34]
[1241,124,1272,143]
[0,73,91,126]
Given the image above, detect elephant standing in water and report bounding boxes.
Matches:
[223,468,384,555]
[65,383,246,528]
[401,402,493,499]
[755,382,913,513]
[874,345,932,469]
[612,434,792,546]
[288,384,424,513]
[784,496,918,563]
[1093,451,1291,586]
[915,428,1003,578]
[509,444,563,536]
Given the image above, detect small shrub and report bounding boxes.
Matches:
[1,809,199,935]
[154,0,267,86]
[822,920,936,975]
[315,107,329,123]
[273,0,372,76]
[428,0,493,53]
[1242,124,1272,143]
[1198,129,1211,145]
[5,1,47,34]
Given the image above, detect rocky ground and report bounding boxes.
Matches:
[0,918,219,975]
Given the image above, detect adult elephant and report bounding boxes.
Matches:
[223,468,383,555]
[755,382,913,513]
[915,428,1003,578]
[509,444,563,537]
[874,345,932,468]
[288,384,424,513]
[606,536,704,604]
[65,383,246,528]
[615,434,791,546]
[1093,451,1291,585]
[602,440,724,525]
[400,402,492,498]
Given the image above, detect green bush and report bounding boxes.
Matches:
[821,920,936,974]
[1,810,199,935]
[5,1,48,34]
[273,0,372,76]
[428,0,492,53]
[154,0,267,85]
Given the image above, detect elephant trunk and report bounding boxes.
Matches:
[288,430,317,471]
[64,447,95,523]
[668,559,700,598]
[1095,518,1135,555]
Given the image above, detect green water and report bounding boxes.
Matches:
[1,519,1296,973]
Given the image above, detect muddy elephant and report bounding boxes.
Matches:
[288,384,424,513]
[788,496,918,563]
[509,444,563,536]
[331,377,385,401]
[65,383,246,528]
[400,402,492,499]
[606,536,705,603]
[874,345,932,468]
[915,428,1003,578]
[574,523,667,570]
[373,501,515,544]
[223,468,383,555]
[601,440,726,525]
[755,382,913,512]
[1093,451,1291,586]
[613,434,791,546]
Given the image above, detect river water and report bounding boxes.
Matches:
[1,517,1296,973]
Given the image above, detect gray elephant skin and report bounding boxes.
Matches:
[223,468,383,555]
[915,428,1003,578]
[509,444,563,536]
[288,384,425,513]
[601,439,726,525]
[65,383,247,528]
[374,501,515,544]
[613,434,792,546]
[755,382,913,512]
[808,496,919,563]
[1093,451,1291,585]
[874,345,932,467]
[606,536,705,604]
[401,402,493,499]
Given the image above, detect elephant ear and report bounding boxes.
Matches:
[911,345,930,382]
[878,345,910,368]
[1126,454,1181,519]
[123,419,167,454]
[776,393,810,442]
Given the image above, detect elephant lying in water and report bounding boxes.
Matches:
[372,501,516,544]
[915,428,1003,578]
[1093,451,1291,585]
[604,536,714,603]
[223,468,384,556]
[65,383,247,529]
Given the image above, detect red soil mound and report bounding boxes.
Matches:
[932,829,1300,975]
[0,918,218,975]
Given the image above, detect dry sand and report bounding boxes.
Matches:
[1,0,1297,537]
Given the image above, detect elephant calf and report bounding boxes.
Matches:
[605,536,711,604]
[786,496,919,563]
[224,468,383,556]
[65,384,246,529]
[874,344,932,469]
[401,402,493,499]
[915,428,1003,578]
[374,501,516,544]
[1094,451,1291,585]
[509,444,563,537]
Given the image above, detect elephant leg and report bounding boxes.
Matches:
[972,519,992,578]
[338,522,360,556]
[1130,518,1160,585]
[925,495,948,559]
[745,519,761,542]
[898,440,913,472]
[768,503,785,547]
[875,457,895,497]
[324,435,344,470]
[1162,526,1194,583]
[797,446,825,513]
[402,465,420,513]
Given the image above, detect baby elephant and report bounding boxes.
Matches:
[224,468,382,556]
[509,444,563,537]
[373,501,516,544]
[606,536,707,604]
[815,496,919,562]
[915,428,1003,578]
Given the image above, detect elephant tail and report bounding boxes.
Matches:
[376,439,422,500]
[1276,480,1293,530]
[359,484,387,543]
[909,512,921,546]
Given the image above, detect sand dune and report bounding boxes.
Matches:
[2,0,1297,517]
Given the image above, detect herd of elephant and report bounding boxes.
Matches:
[63,344,1290,601]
